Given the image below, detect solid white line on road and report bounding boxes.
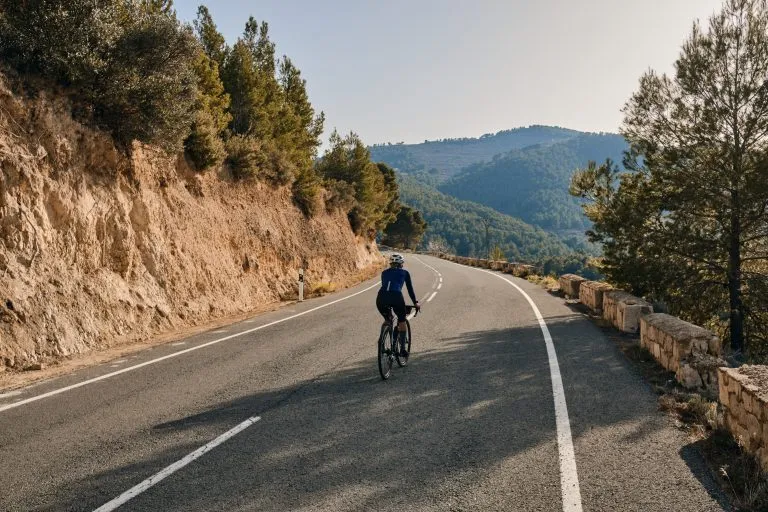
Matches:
[426,292,438,303]
[93,416,262,512]
[475,268,583,512]
[0,282,381,414]
[437,283,442,290]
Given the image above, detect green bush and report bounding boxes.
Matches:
[0,1,199,152]
[225,135,264,180]
[185,110,226,170]
[323,178,356,213]
[92,10,198,151]
[292,166,321,216]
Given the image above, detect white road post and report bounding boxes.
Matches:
[298,268,305,302]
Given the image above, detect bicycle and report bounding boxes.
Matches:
[378,305,417,380]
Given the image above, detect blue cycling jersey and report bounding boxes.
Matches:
[380,267,418,304]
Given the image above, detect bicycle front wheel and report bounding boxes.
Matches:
[378,325,394,380]
[396,320,412,367]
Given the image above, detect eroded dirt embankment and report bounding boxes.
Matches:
[0,76,380,371]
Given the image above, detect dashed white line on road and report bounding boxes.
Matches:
[0,390,22,400]
[426,292,438,302]
[0,282,381,414]
[170,342,187,346]
[211,330,227,334]
[93,416,262,512]
[437,283,442,290]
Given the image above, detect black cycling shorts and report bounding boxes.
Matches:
[376,291,407,322]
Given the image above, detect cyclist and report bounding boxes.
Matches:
[376,253,421,356]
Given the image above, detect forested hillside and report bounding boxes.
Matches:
[440,133,627,231]
[369,125,579,181]
[398,176,578,261]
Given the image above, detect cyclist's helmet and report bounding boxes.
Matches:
[389,253,405,267]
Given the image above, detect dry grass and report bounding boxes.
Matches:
[703,430,768,511]
[526,274,560,293]
[308,282,337,297]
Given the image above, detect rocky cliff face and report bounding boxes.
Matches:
[0,76,380,370]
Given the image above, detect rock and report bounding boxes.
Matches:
[23,362,44,371]
[676,363,703,389]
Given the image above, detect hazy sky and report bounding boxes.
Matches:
[173,0,724,145]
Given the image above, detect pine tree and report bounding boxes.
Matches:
[185,50,231,170]
[573,0,768,354]
[194,5,227,67]
[382,206,427,250]
[317,131,400,237]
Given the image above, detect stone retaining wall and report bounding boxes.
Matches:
[579,281,613,313]
[718,366,768,470]
[603,290,653,333]
[434,254,536,278]
[641,313,724,391]
[558,274,586,299]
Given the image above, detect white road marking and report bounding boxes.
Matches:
[413,256,443,302]
[111,359,128,364]
[170,342,187,346]
[94,416,262,512]
[469,264,583,512]
[0,390,22,400]
[413,256,441,276]
[0,282,381,414]
[211,330,227,334]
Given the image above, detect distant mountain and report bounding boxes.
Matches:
[369,125,580,181]
[440,133,628,231]
[398,175,584,261]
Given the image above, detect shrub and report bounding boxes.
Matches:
[184,110,226,170]
[225,135,263,180]
[0,1,199,152]
[92,10,198,151]
[292,166,321,216]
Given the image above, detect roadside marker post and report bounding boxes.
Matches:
[298,268,305,302]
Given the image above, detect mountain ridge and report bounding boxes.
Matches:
[369,125,591,181]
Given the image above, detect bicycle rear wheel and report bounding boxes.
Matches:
[396,320,412,367]
[378,324,394,380]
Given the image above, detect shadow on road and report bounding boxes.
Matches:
[46,314,728,511]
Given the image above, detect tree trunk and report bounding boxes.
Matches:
[729,197,745,353]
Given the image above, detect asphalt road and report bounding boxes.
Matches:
[0,254,728,511]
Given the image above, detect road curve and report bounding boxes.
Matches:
[0,254,727,511]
